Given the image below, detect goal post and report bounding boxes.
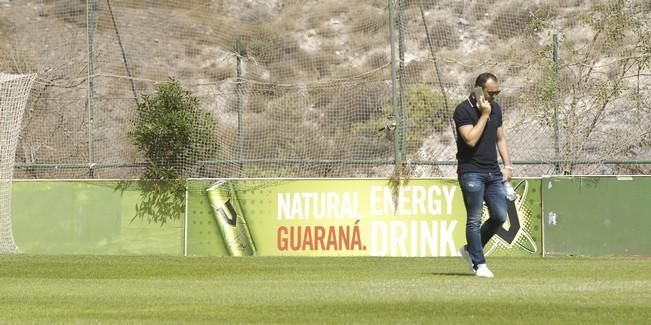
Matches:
[0,73,37,253]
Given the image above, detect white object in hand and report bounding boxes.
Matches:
[504,182,517,201]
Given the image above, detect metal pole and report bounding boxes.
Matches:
[552,33,561,174]
[388,0,401,167]
[86,0,95,177]
[236,39,243,177]
[397,0,407,163]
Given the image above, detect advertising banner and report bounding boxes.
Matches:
[187,178,541,257]
[12,181,183,255]
[542,176,651,256]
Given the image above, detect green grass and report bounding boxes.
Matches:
[0,256,649,324]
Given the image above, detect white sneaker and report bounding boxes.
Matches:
[459,245,475,273]
[475,264,494,278]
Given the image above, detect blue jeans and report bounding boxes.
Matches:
[458,172,507,266]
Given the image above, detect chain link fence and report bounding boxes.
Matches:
[1,0,649,179]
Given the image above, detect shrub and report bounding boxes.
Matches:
[404,84,449,150]
[424,21,459,49]
[126,77,218,225]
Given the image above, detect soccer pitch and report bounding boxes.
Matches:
[0,256,648,324]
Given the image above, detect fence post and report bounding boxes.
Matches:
[397,0,407,165]
[388,0,401,167]
[552,33,561,173]
[86,0,95,177]
[236,39,243,177]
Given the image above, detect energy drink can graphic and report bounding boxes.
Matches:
[206,180,256,256]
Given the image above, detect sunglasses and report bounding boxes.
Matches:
[487,90,501,96]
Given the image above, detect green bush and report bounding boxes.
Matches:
[127,77,218,225]
[404,84,449,150]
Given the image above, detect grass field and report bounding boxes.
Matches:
[0,255,649,324]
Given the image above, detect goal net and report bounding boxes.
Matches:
[0,73,36,253]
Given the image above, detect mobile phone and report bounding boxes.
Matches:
[473,86,483,101]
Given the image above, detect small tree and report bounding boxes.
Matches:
[127,77,217,225]
[526,0,651,174]
[404,84,450,150]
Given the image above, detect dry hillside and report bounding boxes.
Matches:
[1,0,650,178]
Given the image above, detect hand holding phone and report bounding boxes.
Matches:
[473,86,483,102]
[473,86,491,116]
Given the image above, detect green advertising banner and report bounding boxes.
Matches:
[542,176,651,256]
[187,178,542,257]
[12,181,183,255]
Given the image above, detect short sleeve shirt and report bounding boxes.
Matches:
[453,97,503,175]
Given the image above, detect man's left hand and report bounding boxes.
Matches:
[502,167,513,181]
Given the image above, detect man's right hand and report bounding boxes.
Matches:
[478,96,491,116]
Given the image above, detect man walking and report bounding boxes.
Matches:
[453,72,512,278]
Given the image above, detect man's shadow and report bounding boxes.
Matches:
[428,272,474,277]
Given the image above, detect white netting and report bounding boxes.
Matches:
[0,73,37,253]
[1,1,650,179]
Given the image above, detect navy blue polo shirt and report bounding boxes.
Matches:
[453,97,502,175]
